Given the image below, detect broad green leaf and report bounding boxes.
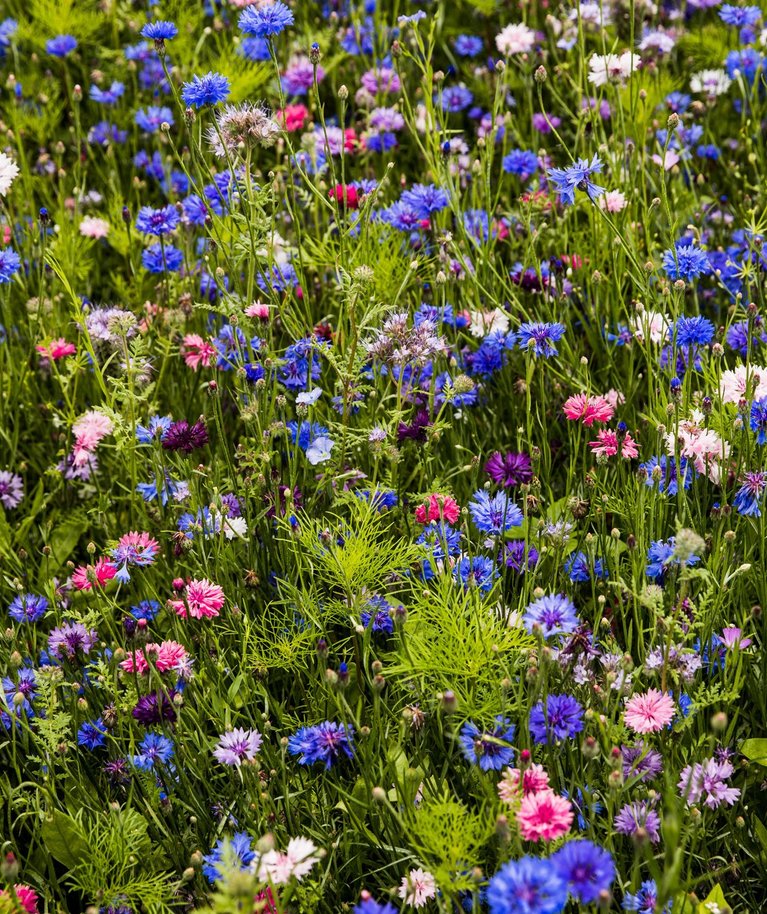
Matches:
[741,739,767,766]
[40,810,89,870]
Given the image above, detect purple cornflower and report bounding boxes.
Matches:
[9,593,48,623]
[438,85,473,112]
[458,717,515,771]
[551,839,615,904]
[135,105,174,133]
[678,757,741,808]
[48,622,98,660]
[360,595,395,634]
[162,419,209,453]
[503,540,539,573]
[181,72,230,107]
[132,692,178,726]
[547,155,605,206]
[615,801,661,843]
[0,470,23,508]
[238,2,294,38]
[213,727,263,766]
[517,321,566,357]
[288,721,355,768]
[529,694,584,744]
[523,594,578,638]
[484,451,533,487]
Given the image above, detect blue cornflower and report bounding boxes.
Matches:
[239,36,272,61]
[417,522,462,561]
[132,731,174,770]
[665,91,691,113]
[564,551,608,583]
[750,398,767,444]
[0,19,17,55]
[733,471,767,516]
[486,856,568,914]
[438,85,474,112]
[726,319,767,356]
[459,717,515,771]
[360,595,395,635]
[523,594,578,638]
[89,81,125,105]
[547,155,605,206]
[130,600,161,621]
[354,898,396,914]
[355,488,397,511]
[645,537,700,582]
[288,721,355,768]
[639,455,694,495]
[238,1,294,38]
[552,840,615,904]
[662,243,710,282]
[77,717,107,750]
[9,593,48,623]
[142,244,183,273]
[135,105,174,133]
[517,321,566,357]
[454,35,483,57]
[672,315,715,347]
[502,149,539,178]
[622,880,671,913]
[719,4,762,26]
[287,420,330,450]
[135,205,179,236]
[136,415,172,444]
[0,248,21,283]
[136,473,188,505]
[529,694,584,744]
[725,47,764,83]
[400,183,449,219]
[46,35,77,57]
[140,20,178,42]
[202,833,256,884]
[469,490,523,535]
[181,72,230,107]
[453,556,498,592]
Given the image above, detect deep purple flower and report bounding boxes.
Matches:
[621,742,664,781]
[48,622,98,660]
[132,691,178,726]
[615,801,661,843]
[0,470,24,508]
[485,451,533,487]
[162,419,209,453]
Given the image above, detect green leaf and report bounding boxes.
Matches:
[696,885,730,914]
[46,512,89,571]
[41,810,89,869]
[741,739,767,766]
[753,817,767,863]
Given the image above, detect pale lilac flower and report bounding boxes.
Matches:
[213,728,263,766]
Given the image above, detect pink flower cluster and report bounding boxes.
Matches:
[120,640,189,674]
[497,762,574,842]
[169,578,226,619]
[414,493,460,525]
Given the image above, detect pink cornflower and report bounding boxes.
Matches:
[110,531,159,582]
[277,103,309,132]
[213,727,263,766]
[181,334,216,370]
[245,301,271,319]
[36,338,76,360]
[414,494,460,525]
[589,429,639,459]
[79,216,110,239]
[0,886,39,914]
[255,837,320,885]
[72,410,113,465]
[121,641,189,674]
[516,789,574,842]
[175,578,226,619]
[497,763,551,804]
[72,557,118,591]
[562,393,615,426]
[398,868,437,908]
[624,689,675,733]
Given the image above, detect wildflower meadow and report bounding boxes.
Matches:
[2,0,767,912]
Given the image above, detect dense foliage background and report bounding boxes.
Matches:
[1,0,767,912]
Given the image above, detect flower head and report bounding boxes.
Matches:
[214,728,263,766]
[459,717,515,771]
[288,721,355,768]
[624,690,675,733]
[181,72,230,107]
